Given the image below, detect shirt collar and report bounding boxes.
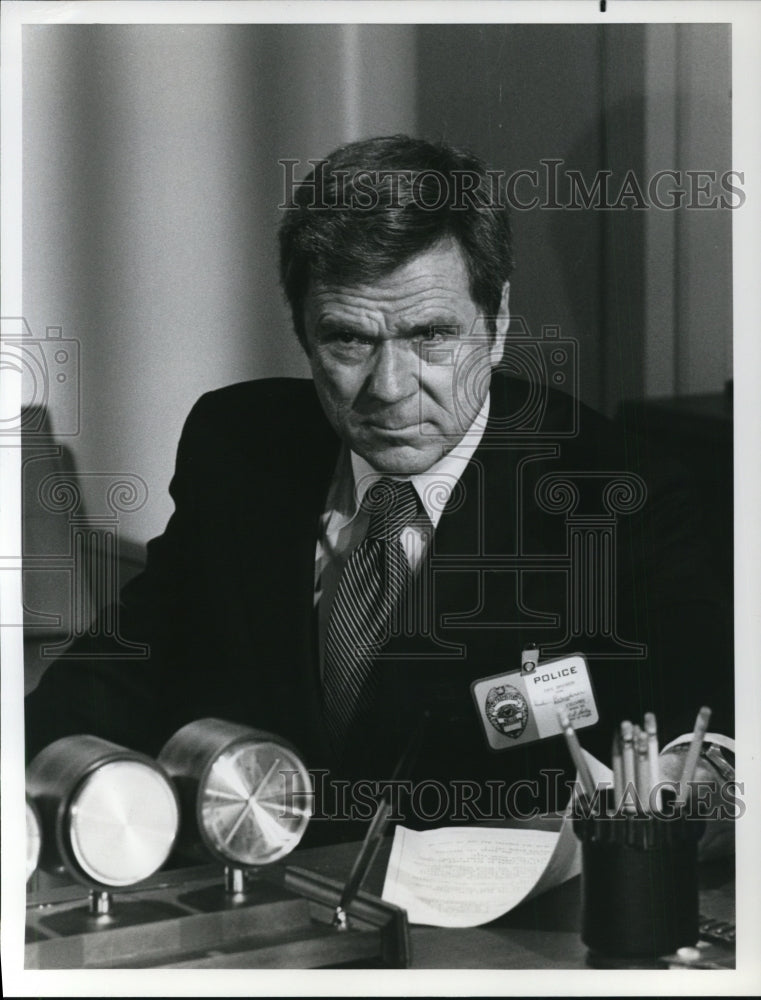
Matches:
[347,393,491,530]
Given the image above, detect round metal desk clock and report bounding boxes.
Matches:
[158,718,313,867]
[26,735,180,888]
[26,796,42,881]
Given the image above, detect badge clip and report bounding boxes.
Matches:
[521,642,540,675]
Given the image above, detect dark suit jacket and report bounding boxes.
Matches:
[25,374,732,836]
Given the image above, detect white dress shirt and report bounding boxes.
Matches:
[314,394,491,672]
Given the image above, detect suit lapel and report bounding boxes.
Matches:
[275,411,340,761]
[230,386,339,761]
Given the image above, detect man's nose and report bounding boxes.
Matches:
[365,340,416,403]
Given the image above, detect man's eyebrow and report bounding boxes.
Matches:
[314,315,463,338]
[314,317,373,338]
[403,319,462,337]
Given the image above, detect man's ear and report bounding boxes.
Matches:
[298,278,315,357]
[490,281,510,366]
[298,324,312,357]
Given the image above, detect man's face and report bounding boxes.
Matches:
[303,240,509,474]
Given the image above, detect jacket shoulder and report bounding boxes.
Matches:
[182,378,330,450]
[172,378,340,494]
[193,377,322,422]
[489,369,611,445]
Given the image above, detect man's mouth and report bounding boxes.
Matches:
[366,426,423,441]
[364,417,423,433]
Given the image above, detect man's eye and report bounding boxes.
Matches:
[323,330,374,355]
[421,326,460,344]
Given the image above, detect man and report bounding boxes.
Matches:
[25,136,732,837]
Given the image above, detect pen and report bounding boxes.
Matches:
[333,711,429,930]
[334,796,393,931]
[675,706,712,807]
[557,708,596,799]
[620,720,636,813]
[643,712,661,811]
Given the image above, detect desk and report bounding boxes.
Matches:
[26,838,735,970]
[296,839,735,969]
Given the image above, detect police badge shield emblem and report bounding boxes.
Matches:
[484,684,529,738]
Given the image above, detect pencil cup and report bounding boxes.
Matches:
[572,789,704,961]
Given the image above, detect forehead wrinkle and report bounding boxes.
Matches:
[315,269,467,303]
[311,282,471,334]
[305,240,477,337]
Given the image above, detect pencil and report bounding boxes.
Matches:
[634,725,650,813]
[611,730,624,811]
[675,706,712,807]
[643,711,661,810]
[620,720,636,813]
[557,708,596,798]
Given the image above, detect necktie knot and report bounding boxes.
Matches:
[362,477,421,542]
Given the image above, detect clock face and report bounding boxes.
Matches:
[199,740,312,866]
[68,760,179,887]
[26,800,41,881]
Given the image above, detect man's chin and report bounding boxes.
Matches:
[354,440,445,475]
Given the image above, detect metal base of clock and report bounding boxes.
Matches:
[25,862,410,969]
[35,898,190,939]
[178,869,291,912]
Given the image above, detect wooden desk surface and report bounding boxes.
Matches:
[27,837,734,970]
[291,838,735,969]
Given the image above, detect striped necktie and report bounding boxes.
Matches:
[322,477,422,752]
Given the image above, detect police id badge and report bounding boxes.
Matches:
[471,653,598,751]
